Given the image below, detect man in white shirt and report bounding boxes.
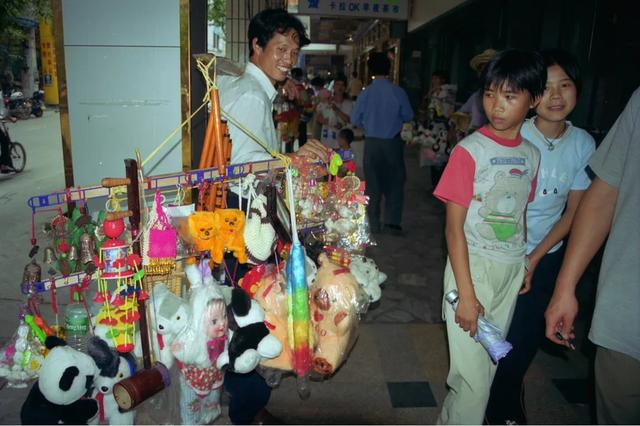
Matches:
[219,11,326,167]
[217,8,327,425]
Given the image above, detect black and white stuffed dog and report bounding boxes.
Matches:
[216,288,282,373]
[20,336,99,425]
[87,337,136,425]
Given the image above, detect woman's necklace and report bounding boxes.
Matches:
[531,118,569,151]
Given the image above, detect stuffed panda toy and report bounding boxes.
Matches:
[217,288,282,374]
[20,336,99,425]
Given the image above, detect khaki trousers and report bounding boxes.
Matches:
[595,346,640,424]
[437,255,525,425]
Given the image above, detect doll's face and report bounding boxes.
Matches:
[205,299,228,339]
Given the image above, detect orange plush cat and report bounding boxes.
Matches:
[188,210,248,264]
[188,211,219,253]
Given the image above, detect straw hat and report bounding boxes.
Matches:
[470,49,498,72]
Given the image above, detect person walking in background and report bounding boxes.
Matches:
[309,76,326,140]
[544,87,640,425]
[485,48,596,425]
[351,52,413,235]
[316,73,352,149]
[290,67,311,147]
[348,71,363,100]
[433,49,545,424]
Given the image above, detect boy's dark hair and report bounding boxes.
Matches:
[540,48,581,95]
[291,67,304,80]
[310,76,325,88]
[368,52,391,76]
[432,70,449,83]
[338,128,354,145]
[248,8,310,58]
[480,49,546,100]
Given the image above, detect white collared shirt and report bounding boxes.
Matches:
[218,62,279,166]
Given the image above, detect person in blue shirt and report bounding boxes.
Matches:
[351,52,414,234]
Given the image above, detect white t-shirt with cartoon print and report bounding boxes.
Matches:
[434,127,540,263]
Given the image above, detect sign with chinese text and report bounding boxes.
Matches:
[298,0,409,20]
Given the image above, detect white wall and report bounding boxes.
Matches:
[62,0,182,185]
[408,0,467,33]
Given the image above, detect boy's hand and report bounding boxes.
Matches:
[455,295,485,337]
[545,288,578,348]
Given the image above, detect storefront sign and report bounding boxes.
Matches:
[299,0,409,20]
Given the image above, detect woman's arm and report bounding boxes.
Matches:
[445,202,485,336]
[524,190,585,291]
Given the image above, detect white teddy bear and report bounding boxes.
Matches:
[349,255,387,303]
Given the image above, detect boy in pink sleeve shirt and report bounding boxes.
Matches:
[433,49,544,425]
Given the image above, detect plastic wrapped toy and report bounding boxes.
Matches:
[310,253,368,377]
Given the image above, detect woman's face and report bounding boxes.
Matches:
[536,64,577,123]
[333,80,346,97]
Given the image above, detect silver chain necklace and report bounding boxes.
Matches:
[530,118,569,151]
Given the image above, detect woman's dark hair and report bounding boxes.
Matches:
[310,76,325,88]
[248,8,310,57]
[432,70,449,83]
[540,48,581,95]
[333,72,348,85]
[338,128,354,145]
[480,49,547,100]
[291,67,304,80]
[368,52,391,76]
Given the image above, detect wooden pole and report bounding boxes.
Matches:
[124,158,152,370]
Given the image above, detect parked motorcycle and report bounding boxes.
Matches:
[2,89,43,120]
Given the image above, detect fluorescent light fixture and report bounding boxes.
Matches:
[302,43,338,52]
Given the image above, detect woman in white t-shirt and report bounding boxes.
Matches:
[486,49,596,424]
[316,74,353,150]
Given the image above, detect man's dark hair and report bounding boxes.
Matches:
[540,48,581,95]
[248,8,310,58]
[338,128,354,145]
[310,76,325,88]
[368,52,391,76]
[291,67,304,80]
[480,49,546,100]
[333,72,348,86]
[352,71,358,78]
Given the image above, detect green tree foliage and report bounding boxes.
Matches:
[0,0,50,76]
[208,0,226,29]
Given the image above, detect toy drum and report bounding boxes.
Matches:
[113,363,170,410]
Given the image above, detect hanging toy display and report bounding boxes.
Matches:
[142,190,177,276]
[94,215,147,353]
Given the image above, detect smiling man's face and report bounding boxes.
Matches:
[251,29,300,85]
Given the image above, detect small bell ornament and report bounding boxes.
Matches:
[43,247,57,264]
[22,258,42,295]
[68,245,79,262]
[79,232,96,264]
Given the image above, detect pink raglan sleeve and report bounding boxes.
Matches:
[433,146,476,208]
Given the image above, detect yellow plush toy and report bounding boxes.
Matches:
[188,210,247,264]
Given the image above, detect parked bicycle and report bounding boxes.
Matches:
[1,118,26,173]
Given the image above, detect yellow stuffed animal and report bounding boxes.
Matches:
[188,210,247,264]
[213,209,247,264]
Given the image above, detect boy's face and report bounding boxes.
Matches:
[251,29,300,85]
[337,136,349,149]
[483,83,537,139]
